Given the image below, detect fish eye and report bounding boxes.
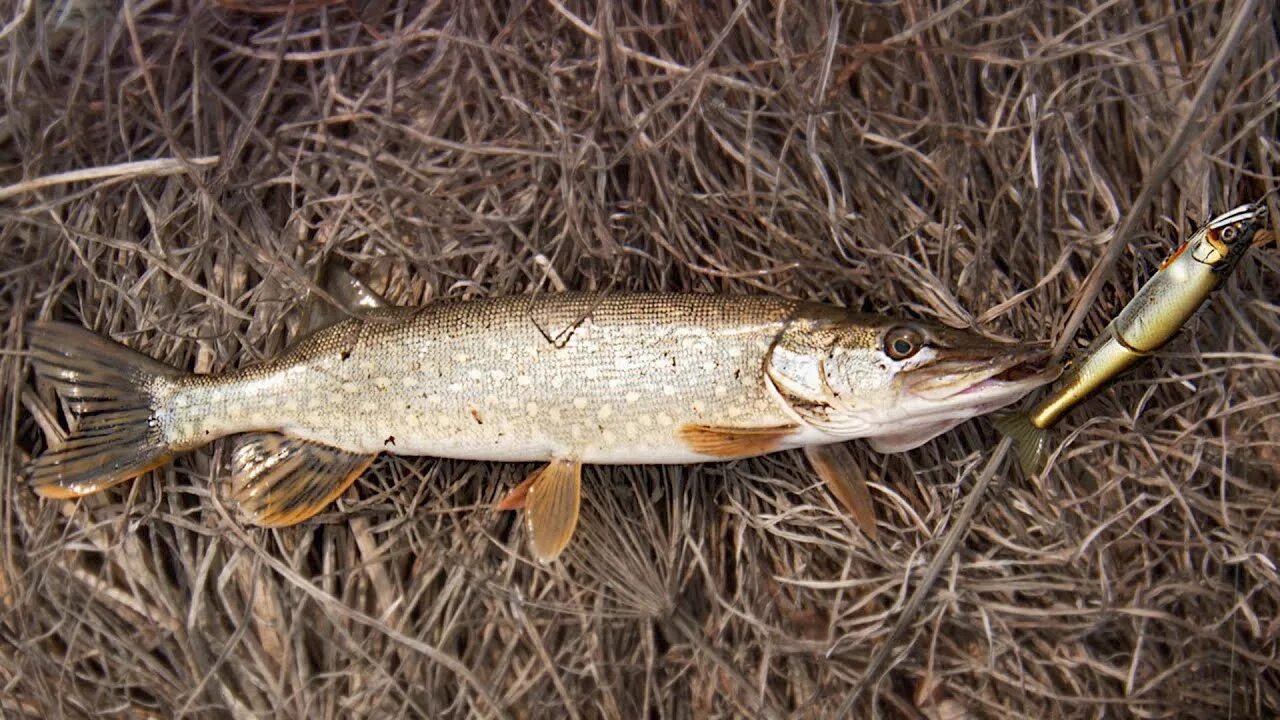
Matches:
[884,326,924,360]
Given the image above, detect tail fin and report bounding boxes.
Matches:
[24,322,184,499]
[993,412,1050,476]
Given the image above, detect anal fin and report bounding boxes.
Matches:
[515,458,582,563]
[804,444,878,539]
[677,423,799,459]
[231,433,376,527]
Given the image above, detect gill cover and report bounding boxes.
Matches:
[763,308,879,437]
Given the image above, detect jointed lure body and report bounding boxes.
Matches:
[998,201,1270,474]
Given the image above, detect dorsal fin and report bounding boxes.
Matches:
[317,262,390,310]
[304,261,392,333]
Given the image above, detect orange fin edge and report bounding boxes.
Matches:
[677,423,799,459]
[495,468,542,511]
[522,458,583,563]
[230,433,376,527]
[804,444,878,540]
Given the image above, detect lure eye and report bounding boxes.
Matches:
[884,326,924,360]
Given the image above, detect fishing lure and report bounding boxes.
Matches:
[997,201,1269,474]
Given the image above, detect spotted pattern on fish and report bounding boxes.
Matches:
[160,294,808,464]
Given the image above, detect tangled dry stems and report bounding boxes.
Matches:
[1,1,1278,718]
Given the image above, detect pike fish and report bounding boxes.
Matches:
[26,287,1056,560]
[997,200,1270,475]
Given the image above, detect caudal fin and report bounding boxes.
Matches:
[25,322,184,498]
[993,412,1050,476]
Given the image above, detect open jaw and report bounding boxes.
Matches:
[962,350,1059,400]
[864,349,1060,453]
[904,347,1060,409]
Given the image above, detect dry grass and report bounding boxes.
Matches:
[2,1,1279,718]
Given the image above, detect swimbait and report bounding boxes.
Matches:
[997,200,1269,474]
[27,291,1056,560]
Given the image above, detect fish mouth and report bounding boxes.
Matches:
[903,343,1060,403]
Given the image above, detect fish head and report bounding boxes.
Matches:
[765,310,1060,450]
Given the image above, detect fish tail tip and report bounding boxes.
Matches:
[993,412,1050,476]
[24,322,185,500]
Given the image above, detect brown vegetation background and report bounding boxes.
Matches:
[1,1,1278,717]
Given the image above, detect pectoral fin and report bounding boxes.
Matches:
[521,458,582,563]
[230,433,376,527]
[677,423,799,459]
[804,444,878,539]
[993,412,1051,476]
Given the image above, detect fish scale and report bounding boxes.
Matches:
[164,293,806,463]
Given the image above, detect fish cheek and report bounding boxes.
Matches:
[821,348,890,410]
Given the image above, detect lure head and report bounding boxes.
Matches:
[766,308,1059,451]
[1111,200,1269,353]
[1191,201,1269,274]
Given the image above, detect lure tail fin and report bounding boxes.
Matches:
[24,322,185,498]
[993,412,1050,476]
